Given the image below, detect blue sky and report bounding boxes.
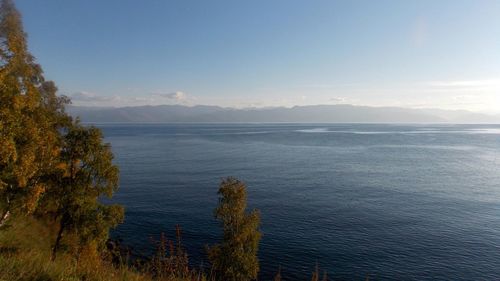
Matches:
[16,0,500,112]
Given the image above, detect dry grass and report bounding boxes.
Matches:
[0,216,150,281]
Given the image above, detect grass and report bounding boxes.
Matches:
[0,216,327,281]
[0,216,150,281]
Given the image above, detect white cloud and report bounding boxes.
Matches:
[70,91,125,105]
[69,91,193,107]
[452,95,476,101]
[329,96,347,103]
[155,91,187,101]
[427,79,500,88]
[392,79,500,112]
[71,91,95,100]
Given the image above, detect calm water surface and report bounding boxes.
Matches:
[97,124,500,280]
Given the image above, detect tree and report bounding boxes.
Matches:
[45,123,124,260]
[207,177,261,281]
[0,0,69,226]
[0,0,123,262]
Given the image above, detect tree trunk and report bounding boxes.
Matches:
[0,210,10,227]
[51,221,65,261]
[0,196,11,228]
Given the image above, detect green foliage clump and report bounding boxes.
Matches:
[0,0,70,223]
[42,124,124,260]
[0,0,122,263]
[208,177,261,281]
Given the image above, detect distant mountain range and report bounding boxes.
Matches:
[67,104,500,123]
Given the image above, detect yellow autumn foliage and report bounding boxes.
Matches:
[0,137,17,164]
[0,0,71,217]
[24,183,46,214]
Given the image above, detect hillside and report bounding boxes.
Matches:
[67,104,500,123]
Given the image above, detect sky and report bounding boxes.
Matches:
[15,0,500,112]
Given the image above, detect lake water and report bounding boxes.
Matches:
[98,123,500,280]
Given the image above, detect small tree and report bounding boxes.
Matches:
[46,123,124,260]
[207,177,261,281]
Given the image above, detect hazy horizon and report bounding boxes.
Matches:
[67,102,500,114]
[67,103,500,124]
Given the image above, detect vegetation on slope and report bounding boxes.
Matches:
[0,216,149,281]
